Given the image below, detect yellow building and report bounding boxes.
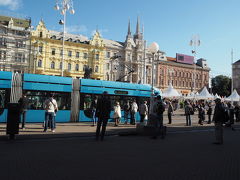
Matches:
[30,20,105,79]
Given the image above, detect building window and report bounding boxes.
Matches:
[60,50,63,56]
[68,63,71,71]
[75,64,79,71]
[40,32,43,38]
[59,62,62,70]
[95,54,99,60]
[83,65,87,71]
[106,52,110,58]
[128,53,131,61]
[16,41,25,48]
[107,63,110,70]
[15,53,25,62]
[95,66,99,72]
[84,53,88,59]
[68,51,72,57]
[51,48,56,55]
[39,46,43,54]
[50,61,55,69]
[0,38,6,46]
[0,51,6,60]
[38,60,42,67]
[76,52,80,58]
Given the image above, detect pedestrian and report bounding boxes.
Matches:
[18,93,29,129]
[167,101,173,124]
[123,101,130,124]
[198,103,205,125]
[184,101,193,126]
[227,102,234,127]
[95,91,111,141]
[151,95,165,139]
[43,93,58,132]
[234,103,240,122]
[207,102,213,124]
[139,101,148,123]
[91,96,98,126]
[212,98,225,145]
[130,99,138,125]
[113,101,121,126]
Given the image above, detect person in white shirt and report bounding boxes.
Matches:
[113,101,121,126]
[44,93,58,132]
[130,99,138,125]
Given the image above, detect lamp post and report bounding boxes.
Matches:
[54,0,75,77]
[148,42,159,113]
[190,35,200,92]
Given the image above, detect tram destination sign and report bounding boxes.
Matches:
[114,90,128,95]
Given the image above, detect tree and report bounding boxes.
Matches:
[212,75,231,97]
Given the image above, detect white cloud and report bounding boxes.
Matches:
[0,0,21,10]
[65,25,88,34]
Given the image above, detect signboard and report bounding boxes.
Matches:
[176,53,194,65]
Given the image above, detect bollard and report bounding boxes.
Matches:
[6,103,20,140]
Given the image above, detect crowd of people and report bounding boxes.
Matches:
[17,91,240,143]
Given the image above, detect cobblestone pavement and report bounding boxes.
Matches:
[1,126,240,180]
[0,109,220,139]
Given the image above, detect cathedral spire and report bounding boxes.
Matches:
[128,19,131,36]
[136,16,140,35]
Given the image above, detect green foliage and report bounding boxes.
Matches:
[212,75,231,97]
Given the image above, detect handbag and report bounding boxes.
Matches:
[49,99,58,113]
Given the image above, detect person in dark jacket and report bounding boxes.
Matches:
[167,101,173,124]
[212,98,225,145]
[207,102,213,124]
[18,93,29,129]
[95,91,111,141]
[234,103,240,122]
[184,101,192,126]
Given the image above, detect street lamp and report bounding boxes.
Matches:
[54,0,75,76]
[190,35,200,92]
[148,42,159,113]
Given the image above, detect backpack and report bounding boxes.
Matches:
[155,101,165,115]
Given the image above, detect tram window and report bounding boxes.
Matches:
[80,94,101,110]
[26,91,71,110]
[0,89,10,109]
[0,90,5,108]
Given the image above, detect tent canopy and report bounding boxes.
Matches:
[196,87,213,100]
[162,84,181,98]
[226,89,240,101]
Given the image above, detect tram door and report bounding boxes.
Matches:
[70,79,80,122]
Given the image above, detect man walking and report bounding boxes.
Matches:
[130,99,138,125]
[44,93,58,132]
[152,95,165,139]
[212,98,225,145]
[95,91,111,141]
[18,93,29,129]
[167,101,173,124]
[184,101,192,126]
[139,101,148,123]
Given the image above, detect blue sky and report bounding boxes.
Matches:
[0,0,239,77]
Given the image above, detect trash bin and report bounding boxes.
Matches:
[6,103,20,139]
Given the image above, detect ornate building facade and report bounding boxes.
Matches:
[103,17,167,85]
[31,20,105,79]
[0,15,31,73]
[232,60,240,93]
[157,56,210,95]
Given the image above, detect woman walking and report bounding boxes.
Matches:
[113,101,121,126]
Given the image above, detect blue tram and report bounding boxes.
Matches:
[0,71,161,123]
[0,71,12,122]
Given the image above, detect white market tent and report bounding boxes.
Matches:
[162,84,181,98]
[226,89,240,101]
[196,87,213,100]
[214,93,220,99]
